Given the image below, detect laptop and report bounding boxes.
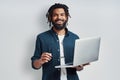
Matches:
[55,36,101,68]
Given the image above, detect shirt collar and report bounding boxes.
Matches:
[50,27,69,37]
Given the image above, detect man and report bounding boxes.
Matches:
[31,3,89,80]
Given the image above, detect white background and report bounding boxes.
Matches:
[0,0,120,80]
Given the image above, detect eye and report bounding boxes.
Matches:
[61,13,65,16]
[52,14,58,17]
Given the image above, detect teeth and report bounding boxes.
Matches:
[57,21,62,23]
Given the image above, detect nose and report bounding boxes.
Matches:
[57,15,62,19]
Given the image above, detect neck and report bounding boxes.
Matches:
[53,27,66,35]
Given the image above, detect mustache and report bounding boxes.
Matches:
[55,19,64,22]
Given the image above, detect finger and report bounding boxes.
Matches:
[83,63,90,66]
[47,53,52,57]
[76,65,84,71]
[42,54,52,59]
[43,58,49,62]
[78,65,83,69]
[42,53,52,57]
[42,56,52,61]
[41,54,52,62]
[41,58,50,63]
[41,56,52,61]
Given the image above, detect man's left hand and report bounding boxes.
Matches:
[75,63,90,71]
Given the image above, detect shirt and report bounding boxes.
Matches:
[31,28,80,80]
[58,35,67,80]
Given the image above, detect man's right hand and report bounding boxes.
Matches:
[40,52,52,64]
[33,52,52,69]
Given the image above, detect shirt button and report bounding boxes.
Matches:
[58,69,60,71]
[58,59,60,61]
[58,49,59,52]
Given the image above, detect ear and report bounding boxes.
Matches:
[48,15,52,22]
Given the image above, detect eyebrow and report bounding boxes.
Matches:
[53,12,66,15]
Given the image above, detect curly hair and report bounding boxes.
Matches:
[46,3,71,27]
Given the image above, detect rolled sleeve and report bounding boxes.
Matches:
[31,35,42,69]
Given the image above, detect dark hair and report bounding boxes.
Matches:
[46,3,71,26]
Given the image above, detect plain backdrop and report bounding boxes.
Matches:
[0,0,120,80]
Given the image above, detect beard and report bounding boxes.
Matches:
[52,19,67,30]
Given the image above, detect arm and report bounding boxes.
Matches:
[31,36,52,69]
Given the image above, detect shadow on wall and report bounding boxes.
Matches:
[25,37,42,80]
[22,9,49,80]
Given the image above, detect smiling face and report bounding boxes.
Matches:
[51,8,68,30]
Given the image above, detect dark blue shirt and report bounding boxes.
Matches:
[31,28,80,80]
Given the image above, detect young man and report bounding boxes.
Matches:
[31,3,89,80]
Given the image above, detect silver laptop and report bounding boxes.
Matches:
[55,37,101,68]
